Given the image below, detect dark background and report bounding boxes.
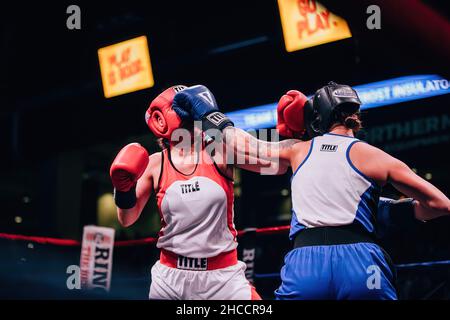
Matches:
[0,0,449,299]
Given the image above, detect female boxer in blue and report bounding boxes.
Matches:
[173,83,450,300]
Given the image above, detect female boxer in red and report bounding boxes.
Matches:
[172,83,450,300]
[110,86,261,300]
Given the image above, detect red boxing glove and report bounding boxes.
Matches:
[110,143,149,192]
[276,90,308,138]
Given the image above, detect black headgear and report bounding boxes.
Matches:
[304,82,362,138]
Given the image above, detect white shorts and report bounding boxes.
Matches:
[149,260,259,300]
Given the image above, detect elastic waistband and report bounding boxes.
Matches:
[294,224,376,249]
[160,249,238,271]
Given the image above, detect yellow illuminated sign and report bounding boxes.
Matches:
[98,36,154,98]
[278,0,352,52]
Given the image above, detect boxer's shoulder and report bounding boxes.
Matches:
[149,152,163,172]
[148,151,163,164]
[280,139,308,168]
[141,151,163,184]
[348,140,392,186]
[349,140,386,160]
[288,139,310,154]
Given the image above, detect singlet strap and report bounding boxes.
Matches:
[154,150,165,193]
[167,146,199,176]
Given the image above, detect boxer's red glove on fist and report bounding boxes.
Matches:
[276,90,308,138]
[110,143,149,191]
[110,143,149,209]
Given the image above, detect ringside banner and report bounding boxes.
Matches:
[80,226,115,292]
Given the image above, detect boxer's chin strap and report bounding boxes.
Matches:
[114,186,137,209]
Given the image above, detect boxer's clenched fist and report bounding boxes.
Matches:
[173,85,218,120]
[173,85,233,133]
[110,143,149,209]
[110,143,149,192]
[276,90,307,138]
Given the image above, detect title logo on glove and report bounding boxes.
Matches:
[206,112,229,126]
[198,91,215,106]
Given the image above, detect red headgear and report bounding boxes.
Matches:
[145,85,187,139]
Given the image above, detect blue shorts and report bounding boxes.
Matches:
[275,242,397,300]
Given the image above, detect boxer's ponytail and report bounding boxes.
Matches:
[343,113,362,132]
[331,109,362,133]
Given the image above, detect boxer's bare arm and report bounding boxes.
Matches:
[117,153,161,227]
[386,157,450,220]
[350,143,450,221]
[222,127,300,174]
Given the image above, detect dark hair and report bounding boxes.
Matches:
[157,138,170,150]
[331,108,363,132]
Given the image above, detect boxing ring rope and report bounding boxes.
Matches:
[0,225,290,247]
[1,226,450,272]
[0,232,81,246]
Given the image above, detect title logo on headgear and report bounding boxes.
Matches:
[333,87,357,98]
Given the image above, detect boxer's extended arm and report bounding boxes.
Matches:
[223,126,297,175]
[172,85,298,174]
[386,157,450,221]
[221,89,307,174]
[351,143,450,221]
